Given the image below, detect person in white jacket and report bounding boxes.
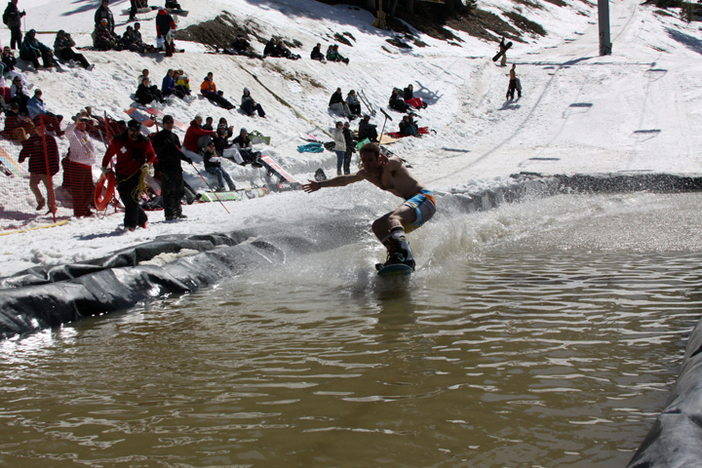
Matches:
[331,121,346,176]
[65,117,97,217]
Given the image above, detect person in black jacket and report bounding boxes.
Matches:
[135,77,164,105]
[153,115,191,220]
[358,115,378,142]
[389,88,410,113]
[94,0,114,35]
[310,43,325,62]
[18,124,59,212]
[54,30,91,69]
[2,0,25,50]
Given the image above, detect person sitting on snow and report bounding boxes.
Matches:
[183,114,214,153]
[310,43,325,62]
[135,77,165,105]
[232,127,262,166]
[402,84,427,109]
[27,89,63,136]
[346,90,361,116]
[326,44,349,64]
[201,140,237,192]
[94,19,116,50]
[389,88,411,113]
[398,114,419,136]
[200,72,235,110]
[20,29,55,69]
[241,87,266,117]
[328,87,353,118]
[229,34,261,59]
[358,114,378,142]
[54,30,92,69]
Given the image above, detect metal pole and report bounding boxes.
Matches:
[598,0,612,56]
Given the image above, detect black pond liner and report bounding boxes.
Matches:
[2,172,702,468]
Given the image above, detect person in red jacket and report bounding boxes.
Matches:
[155,7,175,57]
[101,119,157,230]
[183,114,214,153]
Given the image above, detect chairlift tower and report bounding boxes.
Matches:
[598,0,612,55]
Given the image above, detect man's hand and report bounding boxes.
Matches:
[100,166,111,177]
[302,180,322,193]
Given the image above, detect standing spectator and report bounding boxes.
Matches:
[506,63,520,100]
[128,0,138,22]
[1,101,33,142]
[152,114,191,220]
[20,29,55,69]
[331,121,345,176]
[328,87,352,118]
[200,72,235,110]
[498,37,508,67]
[201,141,236,192]
[155,7,176,56]
[54,30,92,69]
[65,117,97,217]
[342,121,354,175]
[183,114,214,153]
[3,0,25,50]
[100,119,157,231]
[346,90,361,116]
[94,0,114,35]
[27,89,64,136]
[240,87,265,117]
[18,124,59,212]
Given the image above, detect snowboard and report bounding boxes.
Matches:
[200,187,268,202]
[259,153,301,185]
[376,263,413,277]
[125,107,155,127]
[120,7,155,15]
[166,8,189,16]
[492,41,512,62]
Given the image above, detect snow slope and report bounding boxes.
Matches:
[1,0,701,275]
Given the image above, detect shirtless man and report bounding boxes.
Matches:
[302,142,436,270]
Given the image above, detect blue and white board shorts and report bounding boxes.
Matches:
[403,189,436,229]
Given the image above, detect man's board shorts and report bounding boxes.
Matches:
[403,189,436,231]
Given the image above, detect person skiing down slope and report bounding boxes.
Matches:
[302,142,436,271]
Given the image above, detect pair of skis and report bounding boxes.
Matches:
[358,90,376,117]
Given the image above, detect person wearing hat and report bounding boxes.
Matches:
[201,140,236,192]
[101,119,157,230]
[64,116,98,217]
[183,114,215,153]
[20,29,55,69]
[240,87,265,117]
[94,0,114,35]
[94,18,115,50]
[231,127,261,167]
[3,0,26,50]
[152,115,191,220]
[156,6,176,57]
[54,30,92,69]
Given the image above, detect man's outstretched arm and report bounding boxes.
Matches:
[302,171,365,193]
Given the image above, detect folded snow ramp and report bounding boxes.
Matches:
[0,239,283,339]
